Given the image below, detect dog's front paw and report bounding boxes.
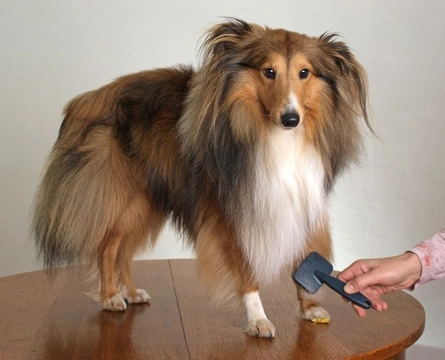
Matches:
[126,289,151,304]
[103,294,127,311]
[245,319,276,338]
[300,304,330,322]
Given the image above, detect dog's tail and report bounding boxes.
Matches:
[31,87,137,268]
[31,67,195,269]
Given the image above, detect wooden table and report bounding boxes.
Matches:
[0,259,424,359]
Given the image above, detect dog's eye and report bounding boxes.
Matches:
[263,68,276,80]
[299,68,310,79]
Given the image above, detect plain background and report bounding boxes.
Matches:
[1,0,444,355]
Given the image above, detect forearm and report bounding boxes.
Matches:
[410,228,445,288]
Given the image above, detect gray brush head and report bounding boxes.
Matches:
[292,252,333,294]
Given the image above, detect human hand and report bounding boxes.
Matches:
[337,252,422,317]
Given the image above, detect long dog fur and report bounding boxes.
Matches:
[32,19,370,337]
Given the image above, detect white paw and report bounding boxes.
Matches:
[300,305,330,321]
[126,289,151,304]
[245,319,276,338]
[103,294,127,311]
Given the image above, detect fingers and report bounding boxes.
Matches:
[343,287,388,317]
[339,255,416,295]
[337,264,361,283]
[357,298,388,314]
[342,269,385,295]
[337,259,376,284]
[338,258,398,317]
[352,303,367,318]
[346,298,388,317]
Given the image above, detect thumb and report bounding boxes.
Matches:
[343,281,357,294]
[343,272,376,294]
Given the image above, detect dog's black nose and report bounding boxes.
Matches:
[281,112,300,128]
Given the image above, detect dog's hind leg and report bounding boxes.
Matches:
[117,244,151,305]
[115,194,165,307]
[99,232,128,311]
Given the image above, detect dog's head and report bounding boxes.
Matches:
[202,18,370,129]
[199,19,372,183]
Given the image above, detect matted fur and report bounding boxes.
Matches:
[32,19,371,335]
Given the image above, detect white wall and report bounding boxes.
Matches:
[1,0,444,352]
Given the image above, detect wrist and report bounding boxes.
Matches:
[401,252,422,288]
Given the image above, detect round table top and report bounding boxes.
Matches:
[0,259,425,359]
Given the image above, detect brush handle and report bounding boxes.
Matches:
[314,270,372,309]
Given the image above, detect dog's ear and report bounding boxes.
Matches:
[318,33,372,131]
[203,18,253,56]
[319,33,357,74]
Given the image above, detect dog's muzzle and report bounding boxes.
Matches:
[280,112,300,128]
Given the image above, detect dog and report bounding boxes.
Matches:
[32,19,371,338]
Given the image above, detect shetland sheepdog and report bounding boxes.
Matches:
[32,19,371,338]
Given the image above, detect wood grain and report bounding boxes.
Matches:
[0,259,425,359]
